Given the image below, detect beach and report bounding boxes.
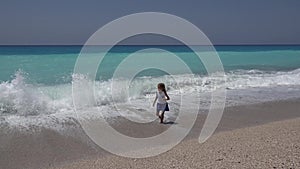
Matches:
[1,99,299,169]
[1,0,300,168]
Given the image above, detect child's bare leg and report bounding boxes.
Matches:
[158,110,163,122]
[160,111,165,123]
[158,111,163,117]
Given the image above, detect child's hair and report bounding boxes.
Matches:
[157,83,166,92]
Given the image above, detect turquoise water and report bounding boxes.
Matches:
[1,45,300,84]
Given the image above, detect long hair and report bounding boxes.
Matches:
[157,83,166,92]
[157,83,170,100]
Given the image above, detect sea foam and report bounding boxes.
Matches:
[1,69,300,130]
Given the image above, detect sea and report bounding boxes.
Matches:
[1,45,300,131]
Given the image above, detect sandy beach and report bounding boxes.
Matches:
[1,1,300,169]
[0,99,299,169]
[51,116,300,169]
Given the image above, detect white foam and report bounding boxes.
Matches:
[1,69,300,130]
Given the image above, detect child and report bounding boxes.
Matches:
[153,83,170,123]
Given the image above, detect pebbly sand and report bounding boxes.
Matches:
[51,116,300,169]
[1,99,300,169]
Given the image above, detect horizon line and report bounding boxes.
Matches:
[1,44,300,46]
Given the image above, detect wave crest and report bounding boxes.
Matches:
[1,68,300,116]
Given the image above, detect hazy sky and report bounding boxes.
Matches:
[0,0,299,45]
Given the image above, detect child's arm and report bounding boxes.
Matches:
[152,93,158,107]
[163,91,170,101]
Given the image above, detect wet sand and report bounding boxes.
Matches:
[1,99,300,169]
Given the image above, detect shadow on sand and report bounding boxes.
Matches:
[163,121,177,125]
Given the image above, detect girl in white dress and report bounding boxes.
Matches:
[152,83,170,123]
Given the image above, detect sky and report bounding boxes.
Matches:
[0,0,299,45]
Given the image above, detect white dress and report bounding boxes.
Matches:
[156,91,167,104]
[156,91,167,112]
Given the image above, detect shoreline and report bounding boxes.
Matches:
[1,98,300,169]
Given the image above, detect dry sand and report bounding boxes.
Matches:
[1,99,300,169]
[51,117,300,169]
